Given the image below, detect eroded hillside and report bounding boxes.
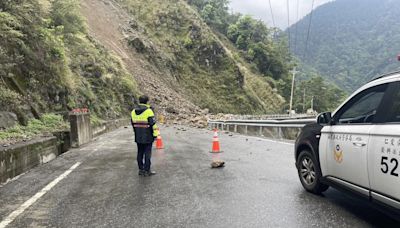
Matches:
[1,0,291,133]
[80,0,286,116]
[0,0,139,125]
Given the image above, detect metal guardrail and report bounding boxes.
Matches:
[208,117,317,140]
[208,118,316,128]
[221,113,317,121]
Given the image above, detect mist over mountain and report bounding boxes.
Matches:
[290,0,400,92]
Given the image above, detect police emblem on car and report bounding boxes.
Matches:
[334,144,343,163]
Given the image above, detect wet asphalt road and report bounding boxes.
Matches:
[0,126,399,227]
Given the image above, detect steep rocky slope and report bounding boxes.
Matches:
[0,0,139,126]
[80,0,285,116]
[1,0,289,132]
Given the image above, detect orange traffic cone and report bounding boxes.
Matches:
[211,129,222,153]
[155,135,164,149]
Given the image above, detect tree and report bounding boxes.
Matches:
[294,75,347,113]
[226,16,289,80]
[186,0,207,10]
[199,0,230,32]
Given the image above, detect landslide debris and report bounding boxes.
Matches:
[1,0,290,134]
[80,0,286,119]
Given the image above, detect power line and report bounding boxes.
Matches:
[268,0,276,28]
[304,0,316,59]
[287,0,291,53]
[294,0,300,53]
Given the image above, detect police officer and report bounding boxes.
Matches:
[131,95,159,176]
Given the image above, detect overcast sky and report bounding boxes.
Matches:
[229,0,334,29]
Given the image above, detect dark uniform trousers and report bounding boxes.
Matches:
[137,143,153,171]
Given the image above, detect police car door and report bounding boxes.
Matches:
[321,84,388,196]
[368,81,400,209]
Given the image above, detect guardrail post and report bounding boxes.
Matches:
[259,126,263,136]
[234,124,237,133]
[245,125,248,135]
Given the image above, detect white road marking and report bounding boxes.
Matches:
[0,162,81,228]
[245,135,295,146]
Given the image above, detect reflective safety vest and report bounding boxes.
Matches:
[131,104,159,144]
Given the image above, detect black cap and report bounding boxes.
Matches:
[139,95,149,104]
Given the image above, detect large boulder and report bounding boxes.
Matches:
[128,37,147,53]
[0,112,18,130]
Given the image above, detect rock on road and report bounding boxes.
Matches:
[0,126,399,227]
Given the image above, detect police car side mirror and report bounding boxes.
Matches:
[317,112,332,125]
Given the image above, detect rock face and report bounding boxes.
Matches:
[0,112,18,130]
[128,37,148,53]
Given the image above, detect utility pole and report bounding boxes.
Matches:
[289,67,299,114]
[302,88,306,113]
[311,96,314,111]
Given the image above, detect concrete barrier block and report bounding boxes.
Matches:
[69,113,92,148]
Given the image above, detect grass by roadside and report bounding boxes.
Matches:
[0,114,69,146]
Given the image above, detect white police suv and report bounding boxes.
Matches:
[295,71,400,213]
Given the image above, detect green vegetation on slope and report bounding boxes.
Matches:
[188,0,347,112]
[0,114,67,143]
[121,0,289,114]
[192,1,290,78]
[0,0,139,125]
[292,75,346,113]
[290,0,400,92]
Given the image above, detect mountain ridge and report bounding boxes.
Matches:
[289,0,400,92]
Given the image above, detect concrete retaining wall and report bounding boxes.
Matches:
[0,118,129,184]
[0,137,59,183]
[52,131,71,155]
[92,119,130,137]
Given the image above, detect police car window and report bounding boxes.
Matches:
[337,85,387,124]
[386,87,400,123]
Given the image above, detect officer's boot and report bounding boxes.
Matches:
[138,170,146,176]
[144,170,156,176]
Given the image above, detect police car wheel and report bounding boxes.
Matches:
[297,150,329,194]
